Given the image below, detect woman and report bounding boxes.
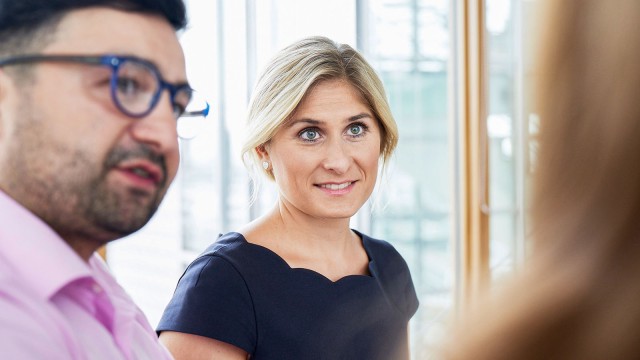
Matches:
[158,36,419,360]
[442,0,640,359]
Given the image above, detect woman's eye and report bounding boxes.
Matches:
[300,129,320,141]
[347,124,365,136]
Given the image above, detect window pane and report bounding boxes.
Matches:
[486,0,538,277]
[362,0,452,357]
[486,0,519,278]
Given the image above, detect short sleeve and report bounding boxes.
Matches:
[401,260,419,318]
[157,254,256,354]
[386,249,419,318]
[367,237,419,319]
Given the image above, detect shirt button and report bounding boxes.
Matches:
[92,283,103,294]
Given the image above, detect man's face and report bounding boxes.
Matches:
[0,8,185,250]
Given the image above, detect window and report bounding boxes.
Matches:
[359,0,453,355]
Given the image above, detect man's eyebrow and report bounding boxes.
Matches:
[145,59,189,88]
[174,81,190,88]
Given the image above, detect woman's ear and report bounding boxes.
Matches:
[255,144,269,160]
[256,144,273,173]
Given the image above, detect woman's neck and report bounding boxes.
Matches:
[239,203,369,281]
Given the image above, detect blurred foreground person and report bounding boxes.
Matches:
[443,1,640,359]
[0,1,208,358]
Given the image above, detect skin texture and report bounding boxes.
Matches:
[246,78,380,282]
[264,78,381,223]
[160,78,383,360]
[0,8,186,260]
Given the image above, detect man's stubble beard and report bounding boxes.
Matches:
[4,91,167,244]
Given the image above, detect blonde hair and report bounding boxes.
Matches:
[241,36,398,197]
[443,0,640,359]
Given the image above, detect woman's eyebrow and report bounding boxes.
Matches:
[285,118,322,128]
[348,113,373,122]
[285,113,372,128]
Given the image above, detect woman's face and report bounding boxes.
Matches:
[262,78,382,221]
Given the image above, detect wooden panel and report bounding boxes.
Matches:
[453,0,490,309]
[97,246,107,261]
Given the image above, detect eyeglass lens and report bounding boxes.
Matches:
[114,60,161,117]
[114,59,195,118]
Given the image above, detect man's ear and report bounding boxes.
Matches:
[0,68,17,137]
[0,69,6,102]
[0,70,7,134]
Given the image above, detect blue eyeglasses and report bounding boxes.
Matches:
[0,54,210,122]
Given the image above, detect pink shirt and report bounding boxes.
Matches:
[0,190,174,360]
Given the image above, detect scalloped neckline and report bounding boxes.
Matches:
[230,232,376,284]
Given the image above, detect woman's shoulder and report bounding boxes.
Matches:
[355,230,419,318]
[196,231,256,260]
[194,231,284,277]
[175,232,252,282]
[356,230,405,263]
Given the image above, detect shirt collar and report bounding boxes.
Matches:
[0,189,92,300]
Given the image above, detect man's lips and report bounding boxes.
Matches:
[115,160,164,187]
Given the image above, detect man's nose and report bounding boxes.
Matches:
[129,90,179,157]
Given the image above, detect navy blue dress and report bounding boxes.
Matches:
[158,231,419,360]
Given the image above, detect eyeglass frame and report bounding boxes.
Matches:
[0,54,210,120]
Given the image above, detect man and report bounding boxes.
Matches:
[0,1,208,358]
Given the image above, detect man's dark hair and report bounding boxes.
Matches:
[0,0,187,56]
